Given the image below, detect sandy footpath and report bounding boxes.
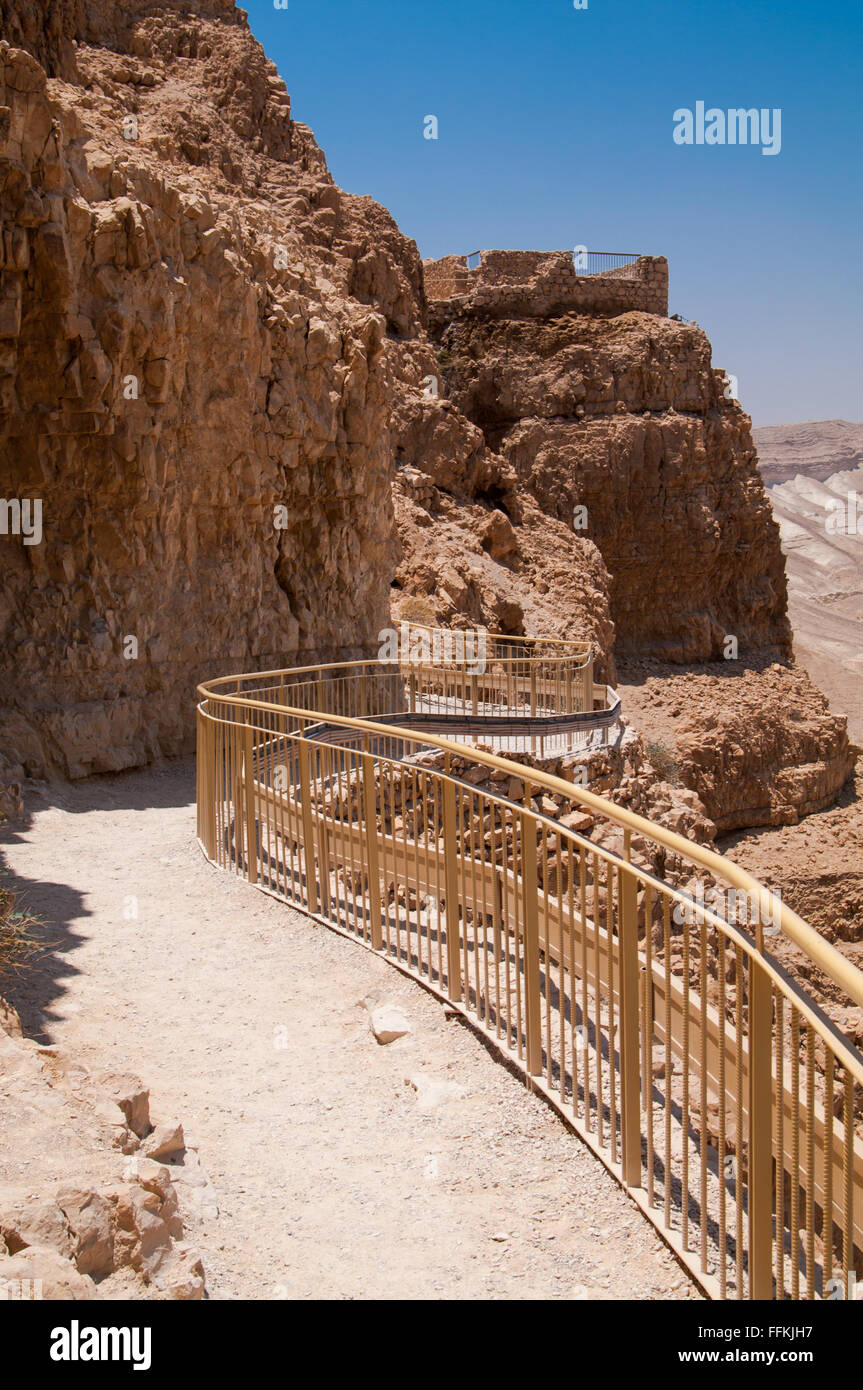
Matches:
[1,762,697,1301]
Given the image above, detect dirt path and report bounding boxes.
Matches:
[1,762,698,1301]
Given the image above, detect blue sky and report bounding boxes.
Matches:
[246,0,862,426]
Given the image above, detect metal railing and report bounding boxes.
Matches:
[456,250,645,277]
[575,251,642,277]
[196,631,863,1300]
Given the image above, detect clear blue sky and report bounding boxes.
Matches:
[246,0,862,427]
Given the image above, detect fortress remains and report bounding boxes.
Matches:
[422,250,669,318]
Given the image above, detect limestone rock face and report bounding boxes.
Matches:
[0,3,416,777]
[385,331,618,679]
[620,663,856,834]
[425,298,792,664]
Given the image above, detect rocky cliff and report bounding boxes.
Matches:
[0,0,853,843]
[0,0,415,777]
[424,259,791,664]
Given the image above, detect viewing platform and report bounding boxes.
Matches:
[196,626,863,1303]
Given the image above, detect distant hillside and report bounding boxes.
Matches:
[754,419,863,487]
[756,420,863,742]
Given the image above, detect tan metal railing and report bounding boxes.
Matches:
[196,638,863,1301]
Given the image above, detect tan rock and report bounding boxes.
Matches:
[369,1006,410,1045]
[94,1071,151,1138]
[0,1192,72,1261]
[55,1188,114,1280]
[0,1245,97,1300]
[162,1244,206,1301]
[142,1123,185,1162]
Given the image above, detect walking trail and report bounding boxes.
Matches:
[1,761,699,1301]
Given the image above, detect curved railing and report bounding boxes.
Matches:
[196,634,863,1301]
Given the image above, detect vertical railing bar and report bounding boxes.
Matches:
[663,895,672,1228]
[521,804,543,1077]
[734,944,745,1298]
[542,824,552,1087]
[718,930,728,1298]
[843,1073,853,1294]
[580,847,590,1129]
[593,851,603,1146]
[791,1007,801,1300]
[566,843,577,1112]
[642,885,655,1207]
[805,1023,816,1298]
[442,773,462,1002]
[618,858,642,1188]
[607,857,618,1165]
[513,810,524,1061]
[243,720,258,886]
[479,791,490,1024]
[681,907,691,1251]
[748,949,774,1300]
[775,992,785,1299]
[823,1052,833,1292]
[699,913,709,1272]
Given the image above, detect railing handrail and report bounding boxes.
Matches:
[197,640,863,1298]
[197,673,863,1014]
[202,653,594,690]
[391,621,593,655]
[454,249,645,261]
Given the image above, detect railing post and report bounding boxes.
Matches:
[748,952,775,1299]
[197,708,214,857]
[297,730,319,914]
[203,714,217,860]
[618,860,642,1187]
[520,807,543,1076]
[442,775,462,1002]
[582,654,594,715]
[471,672,478,718]
[243,723,258,885]
[361,745,383,951]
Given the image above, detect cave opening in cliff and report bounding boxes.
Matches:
[474,484,511,518]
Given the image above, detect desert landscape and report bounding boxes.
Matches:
[0,0,861,1320]
[756,420,863,744]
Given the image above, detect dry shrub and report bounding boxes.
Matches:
[0,873,40,981]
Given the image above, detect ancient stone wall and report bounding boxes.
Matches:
[423,250,668,319]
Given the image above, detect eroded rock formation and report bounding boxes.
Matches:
[1,1,414,776]
[423,258,791,664]
[0,0,854,856]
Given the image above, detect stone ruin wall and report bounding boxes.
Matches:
[422,250,669,319]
